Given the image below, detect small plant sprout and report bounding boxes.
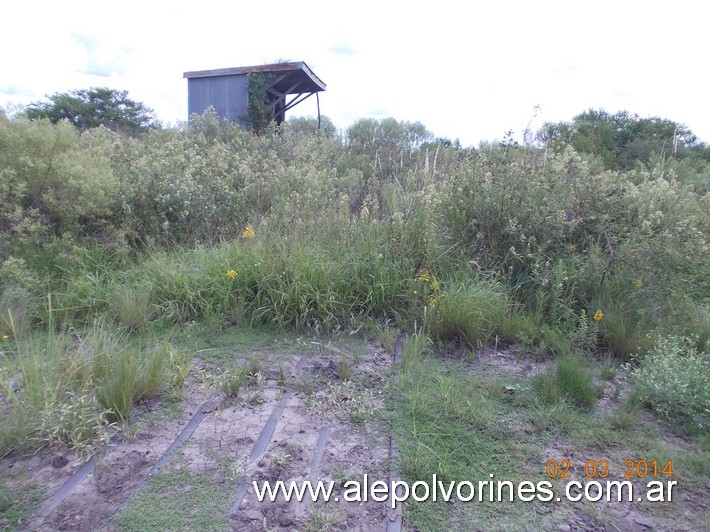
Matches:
[334,356,353,381]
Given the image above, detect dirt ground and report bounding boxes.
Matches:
[2,338,706,531]
[3,340,397,531]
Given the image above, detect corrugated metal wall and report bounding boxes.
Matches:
[187,74,249,127]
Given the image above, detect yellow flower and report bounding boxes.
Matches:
[634,279,644,289]
[226,269,238,279]
[413,290,418,295]
[241,225,256,239]
[593,310,604,322]
[415,269,430,283]
[430,275,440,292]
[1,335,9,340]
[428,296,438,307]
[416,268,440,292]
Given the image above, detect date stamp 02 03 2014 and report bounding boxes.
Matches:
[545,458,674,480]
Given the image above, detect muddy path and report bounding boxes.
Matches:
[9,339,399,531]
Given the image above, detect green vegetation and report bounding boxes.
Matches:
[630,335,710,430]
[247,72,279,133]
[0,100,708,527]
[533,355,597,409]
[388,334,708,529]
[539,108,710,178]
[0,315,187,455]
[24,87,157,134]
[113,456,234,531]
[0,474,43,530]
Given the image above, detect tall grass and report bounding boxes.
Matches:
[102,225,424,333]
[0,306,186,455]
[426,279,511,346]
[1,113,707,453]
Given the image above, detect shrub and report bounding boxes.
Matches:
[630,335,710,430]
[0,117,118,246]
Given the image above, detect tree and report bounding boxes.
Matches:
[285,115,338,140]
[538,109,704,171]
[24,87,158,134]
[344,117,433,181]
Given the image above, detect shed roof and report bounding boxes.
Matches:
[183,61,326,94]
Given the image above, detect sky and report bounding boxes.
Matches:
[2,0,708,147]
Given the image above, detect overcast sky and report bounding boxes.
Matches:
[2,0,708,146]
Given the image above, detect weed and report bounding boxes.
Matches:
[427,281,509,346]
[294,375,318,397]
[351,342,365,363]
[334,356,353,381]
[245,357,262,377]
[608,405,640,430]
[167,346,191,390]
[0,475,43,529]
[214,366,247,398]
[376,325,396,355]
[532,372,562,405]
[402,331,430,371]
[630,334,710,429]
[600,356,617,381]
[271,449,292,468]
[1,312,183,453]
[304,505,344,532]
[532,356,596,409]
[309,381,383,424]
[94,338,173,421]
[247,391,265,405]
[0,286,32,339]
[331,465,358,486]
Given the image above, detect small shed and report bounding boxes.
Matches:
[183,61,326,129]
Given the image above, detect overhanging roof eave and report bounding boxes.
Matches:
[183,61,326,92]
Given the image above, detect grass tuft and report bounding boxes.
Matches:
[533,355,597,409]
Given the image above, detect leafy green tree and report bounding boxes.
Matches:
[285,115,338,139]
[345,117,433,179]
[538,109,705,171]
[24,87,158,134]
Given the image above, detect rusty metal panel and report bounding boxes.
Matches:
[187,74,248,127]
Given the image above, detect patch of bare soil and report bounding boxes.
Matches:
[228,344,394,531]
[474,345,551,377]
[14,340,397,531]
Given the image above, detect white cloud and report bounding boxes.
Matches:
[1,0,708,145]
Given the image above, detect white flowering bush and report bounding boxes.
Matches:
[630,335,710,429]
